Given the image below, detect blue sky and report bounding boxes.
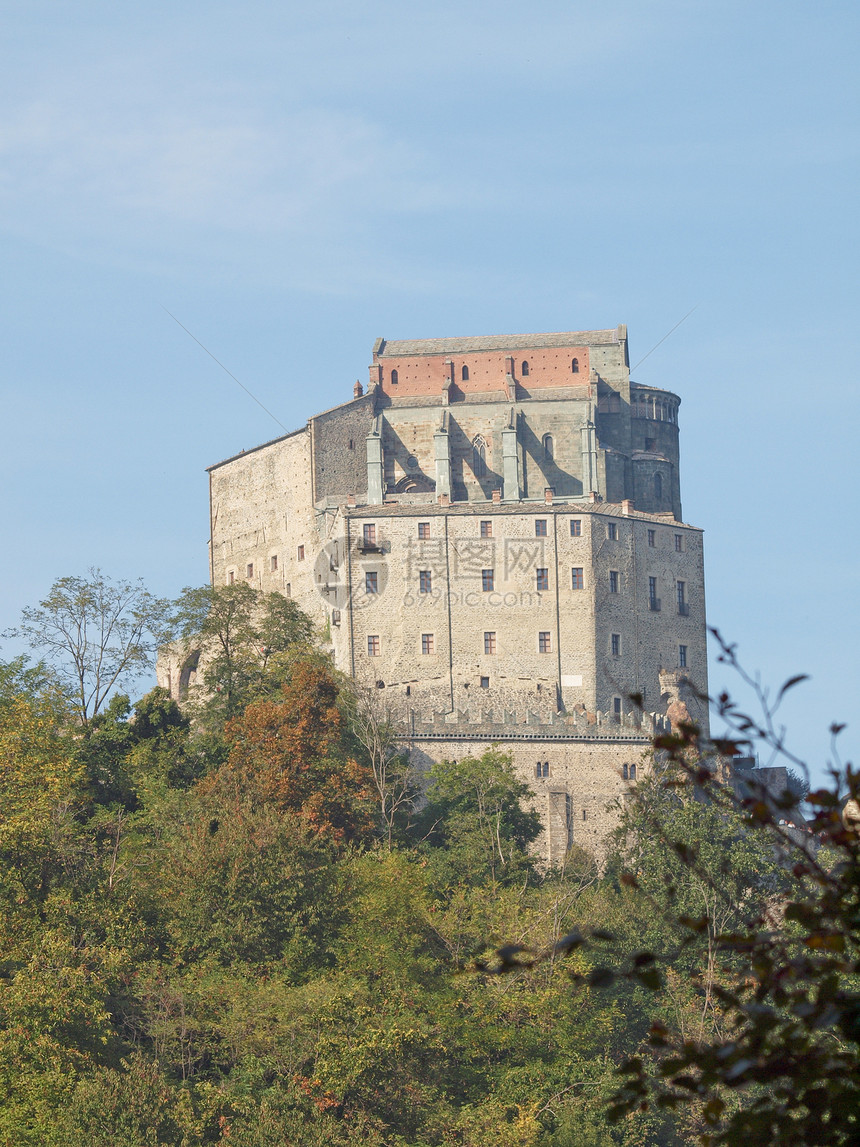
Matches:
[1,0,857,773]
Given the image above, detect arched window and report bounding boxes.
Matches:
[461,364,469,381]
[543,433,554,461]
[622,763,629,780]
[472,435,487,478]
[390,369,398,385]
[629,763,637,780]
[654,472,663,500]
[521,360,530,376]
[571,357,579,373]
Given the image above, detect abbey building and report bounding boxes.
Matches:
[161,326,708,859]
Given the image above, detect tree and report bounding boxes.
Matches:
[419,748,542,886]
[172,583,313,724]
[9,570,174,728]
[344,683,419,850]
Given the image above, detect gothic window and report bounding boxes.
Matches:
[543,433,554,460]
[461,364,469,381]
[390,369,398,385]
[472,435,487,478]
[654,472,663,500]
[521,360,530,376]
[571,357,579,373]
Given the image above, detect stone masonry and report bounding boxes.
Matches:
[158,327,709,861]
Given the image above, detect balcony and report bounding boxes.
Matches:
[678,602,690,616]
[649,597,661,612]
[356,539,385,554]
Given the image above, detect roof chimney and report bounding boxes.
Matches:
[545,488,554,504]
[492,488,501,503]
[353,379,363,398]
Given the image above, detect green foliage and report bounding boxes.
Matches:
[419,747,543,886]
[9,569,174,726]
[172,583,314,726]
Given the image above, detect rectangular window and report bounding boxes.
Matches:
[363,524,376,545]
[480,520,492,538]
[675,533,683,553]
[421,633,434,655]
[649,576,660,611]
[607,522,617,540]
[482,569,494,592]
[297,545,305,561]
[365,571,378,594]
[536,568,549,591]
[484,631,496,655]
[227,570,235,585]
[571,567,584,590]
[367,635,380,656]
[570,519,582,537]
[677,580,689,614]
[418,522,430,539]
[609,570,619,593]
[535,519,548,537]
[419,570,432,593]
[679,644,688,668]
[647,529,655,548]
[246,563,254,579]
[480,676,490,689]
[270,554,278,572]
[332,609,341,625]
[538,631,552,653]
[611,633,621,656]
[614,697,622,716]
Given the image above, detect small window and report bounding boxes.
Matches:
[286,583,291,598]
[227,570,235,585]
[348,439,355,451]
[480,676,490,689]
[461,364,469,381]
[246,563,254,579]
[571,567,584,589]
[570,519,582,537]
[418,522,430,539]
[419,570,432,593]
[521,360,530,377]
[571,357,579,373]
[390,369,399,385]
[543,434,554,460]
[611,633,621,656]
[367,635,380,656]
[622,763,629,780]
[654,473,663,500]
[535,761,550,778]
[297,545,305,561]
[538,631,552,653]
[484,631,496,655]
[629,763,637,780]
[609,570,619,593]
[535,519,548,537]
[679,644,688,668]
[480,520,492,538]
[421,634,434,655]
[536,568,549,591]
[482,569,494,592]
[614,697,622,717]
[365,571,378,594]
[675,533,683,552]
[332,609,341,625]
[363,524,376,545]
[607,522,617,541]
[647,529,655,548]
[582,808,587,821]
[645,437,656,452]
[270,554,278,572]
[649,576,660,610]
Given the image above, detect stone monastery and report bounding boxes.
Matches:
[160,326,708,859]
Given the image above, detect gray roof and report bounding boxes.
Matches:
[376,329,621,357]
